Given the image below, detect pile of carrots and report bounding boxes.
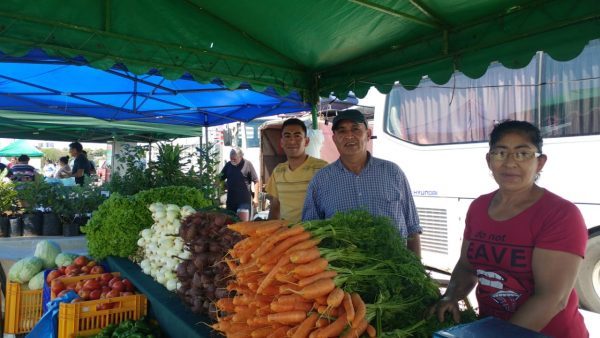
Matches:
[213,220,376,338]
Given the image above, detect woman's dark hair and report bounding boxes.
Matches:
[489,120,543,153]
[282,118,307,135]
[59,156,69,165]
[69,141,83,152]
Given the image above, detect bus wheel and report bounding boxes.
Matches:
[576,233,600,313]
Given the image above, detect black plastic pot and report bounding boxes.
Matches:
[0,216,9,237]
[42,212,62,236]
[9,216,23,237]
[23,212,43,236]
[62,222,80,237]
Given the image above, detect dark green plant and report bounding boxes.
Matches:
[149,143,188,187]
[15,174,52,213]
[193,141,223,206]
[107,144,152,195]
[49,177,107,225]
[0,170,17,215]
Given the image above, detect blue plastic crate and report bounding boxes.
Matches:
[434,317,551,338]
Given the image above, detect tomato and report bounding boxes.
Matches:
[100,273,113,284]
[83,279,100,291]
[46,270,63,284]
[81,266,91,274]
[65,265,80,276]
[96,303,114,310]
[59,266,67,274]
[89,289,102,300]
[101,286,111,293]
[75,281,85,292]
[74,256,89,267]
[78,289,91,300]
[111,281,125,292]
[90,265,104,274]
[121,279,134,292]
[120,291,134,297]
[51,280,65,295]
[108,277,120,288]
[86,260,96,267]
[106,289,120,298]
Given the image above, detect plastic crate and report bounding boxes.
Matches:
[57,293,147,338]
[3,281,43,334]
[49,272,120,300]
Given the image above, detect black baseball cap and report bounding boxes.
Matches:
[331,109,367,131]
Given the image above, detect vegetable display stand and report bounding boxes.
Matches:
[3,281,43,334]
[9,216,23,237]
[42,212,62,236]
[57,293,147,338]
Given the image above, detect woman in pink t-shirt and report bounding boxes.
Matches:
[431,120,589,338]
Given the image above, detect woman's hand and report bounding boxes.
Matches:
[429,296,461,323]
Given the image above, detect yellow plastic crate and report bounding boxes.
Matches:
[3,281,43,334]
[58,293,147,338]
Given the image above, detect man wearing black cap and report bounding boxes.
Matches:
[302,109,422,257]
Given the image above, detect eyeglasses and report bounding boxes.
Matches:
[488,150,541,162]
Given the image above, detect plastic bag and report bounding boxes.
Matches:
[26,290,78,338]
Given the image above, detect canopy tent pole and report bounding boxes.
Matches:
[311,104,318,130]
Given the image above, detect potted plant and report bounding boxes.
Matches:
[41,182,62,236]
[52,178,107,236]
[15,174,50,236]
[0,172,17,237]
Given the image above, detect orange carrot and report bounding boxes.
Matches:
[258,254,291,293]
[314,295,328,305]
[308,329,320,338]
[316,310,349,338]
[298,271,338,288]
[289,247,322,264]
[267,325,291,338]
[287,326,299,337]
[271,302,294,312]
[284,239,321,255]
[292,258,329,277]
[366,324,376,337]
[254,225,305,258]
[316,305,339,317]
[261,231,312,264]
[252,326,276,337]
[315,318,329,328]
[350,293,366,329]
[276,294,306,305]
[216,297,235,312]
[326,287,344,309]
[295,278,336,300]
[292,313,319,338]
[276,272,298,284]
[254,220,289,235]
[341,318,368,338]
[343,292,355,322]
[280,283,302,295]
[268,310,307,325]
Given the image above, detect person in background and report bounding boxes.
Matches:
[7,157,17,169]
[266,118,328,223]
[43,160,56,178]
[54,156,71,179]
[220,147,259,220]
[302,109,422,257]
[82,150,97,175]
[68,142,90,186]
[430,120,588,338]
[10,154,36,182]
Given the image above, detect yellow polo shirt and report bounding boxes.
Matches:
[265,156,328,223]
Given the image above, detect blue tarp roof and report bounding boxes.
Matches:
[0,49,311,128]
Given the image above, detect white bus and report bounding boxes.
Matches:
[371,39,600,312]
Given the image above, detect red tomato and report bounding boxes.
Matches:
[83,279,100,291]
[59,266,67,274]
[111,281,125,292]
[90,266,104,274]
[108,277,120,288]
[121,279,134,292]
[89,289,102,300]
[78,289,90,300]
[120,291,134,297]
[65,265,80,276]
[81,266,91,274]
[101,286,111,293]
[100,273,113,284]
[86,260,96,267]
[51,280,65,295]
[46,270,63,284]
[106,289,120,298]
[74,256,89,267]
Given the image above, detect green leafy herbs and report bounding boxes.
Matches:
[82,186,212,260]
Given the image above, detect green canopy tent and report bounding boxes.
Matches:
[0,138,43,157]
[0,0,598,129]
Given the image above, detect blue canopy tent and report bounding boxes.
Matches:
[0,49,311,142]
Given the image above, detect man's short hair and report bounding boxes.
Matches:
[282,118,307,135]
[69,142,83,152]
[18,154,30,162]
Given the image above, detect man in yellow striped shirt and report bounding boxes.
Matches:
[266,118,328,223]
